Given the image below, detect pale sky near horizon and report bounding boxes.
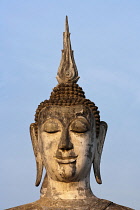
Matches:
[0,1,140,210]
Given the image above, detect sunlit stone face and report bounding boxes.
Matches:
[38,105,96,182]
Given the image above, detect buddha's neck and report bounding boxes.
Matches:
[41,175,95,199]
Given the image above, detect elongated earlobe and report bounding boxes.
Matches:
[93,121,107,184]
[30,123,43,186]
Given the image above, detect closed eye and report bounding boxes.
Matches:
[70,119,89,133]
[70,128,88,133]
[45,130,60,133]
[43,120,60,133]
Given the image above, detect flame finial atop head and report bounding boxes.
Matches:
[56,16,79,84]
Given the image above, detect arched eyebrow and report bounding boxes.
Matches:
[75,108,91,122]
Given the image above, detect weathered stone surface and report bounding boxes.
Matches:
[30,103,107,200]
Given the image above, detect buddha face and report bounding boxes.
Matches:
[38,105,96,182]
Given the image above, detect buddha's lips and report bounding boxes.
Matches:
[55,155,78,164]
[55,155,78,160]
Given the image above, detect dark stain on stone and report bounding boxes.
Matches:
[87,144,93,159]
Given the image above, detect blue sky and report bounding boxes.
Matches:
[0,1,140,209]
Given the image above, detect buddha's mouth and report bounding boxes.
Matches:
[55,155,78,164]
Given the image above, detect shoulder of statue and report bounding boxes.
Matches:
[92,198,134,210]
[5,200,42,210]
[5,198,134,210]
[104,201,134,210]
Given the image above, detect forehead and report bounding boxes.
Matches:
[38,105,94,125]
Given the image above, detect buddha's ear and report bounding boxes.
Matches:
[30,123,43,187]
[93,121,107,184]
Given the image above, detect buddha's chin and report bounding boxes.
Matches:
[56,162,77,182]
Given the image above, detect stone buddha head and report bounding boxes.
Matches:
[30,17,107,198]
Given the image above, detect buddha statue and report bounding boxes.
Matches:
[7,17,133,210]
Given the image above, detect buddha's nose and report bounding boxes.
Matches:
[58,129,73,150]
